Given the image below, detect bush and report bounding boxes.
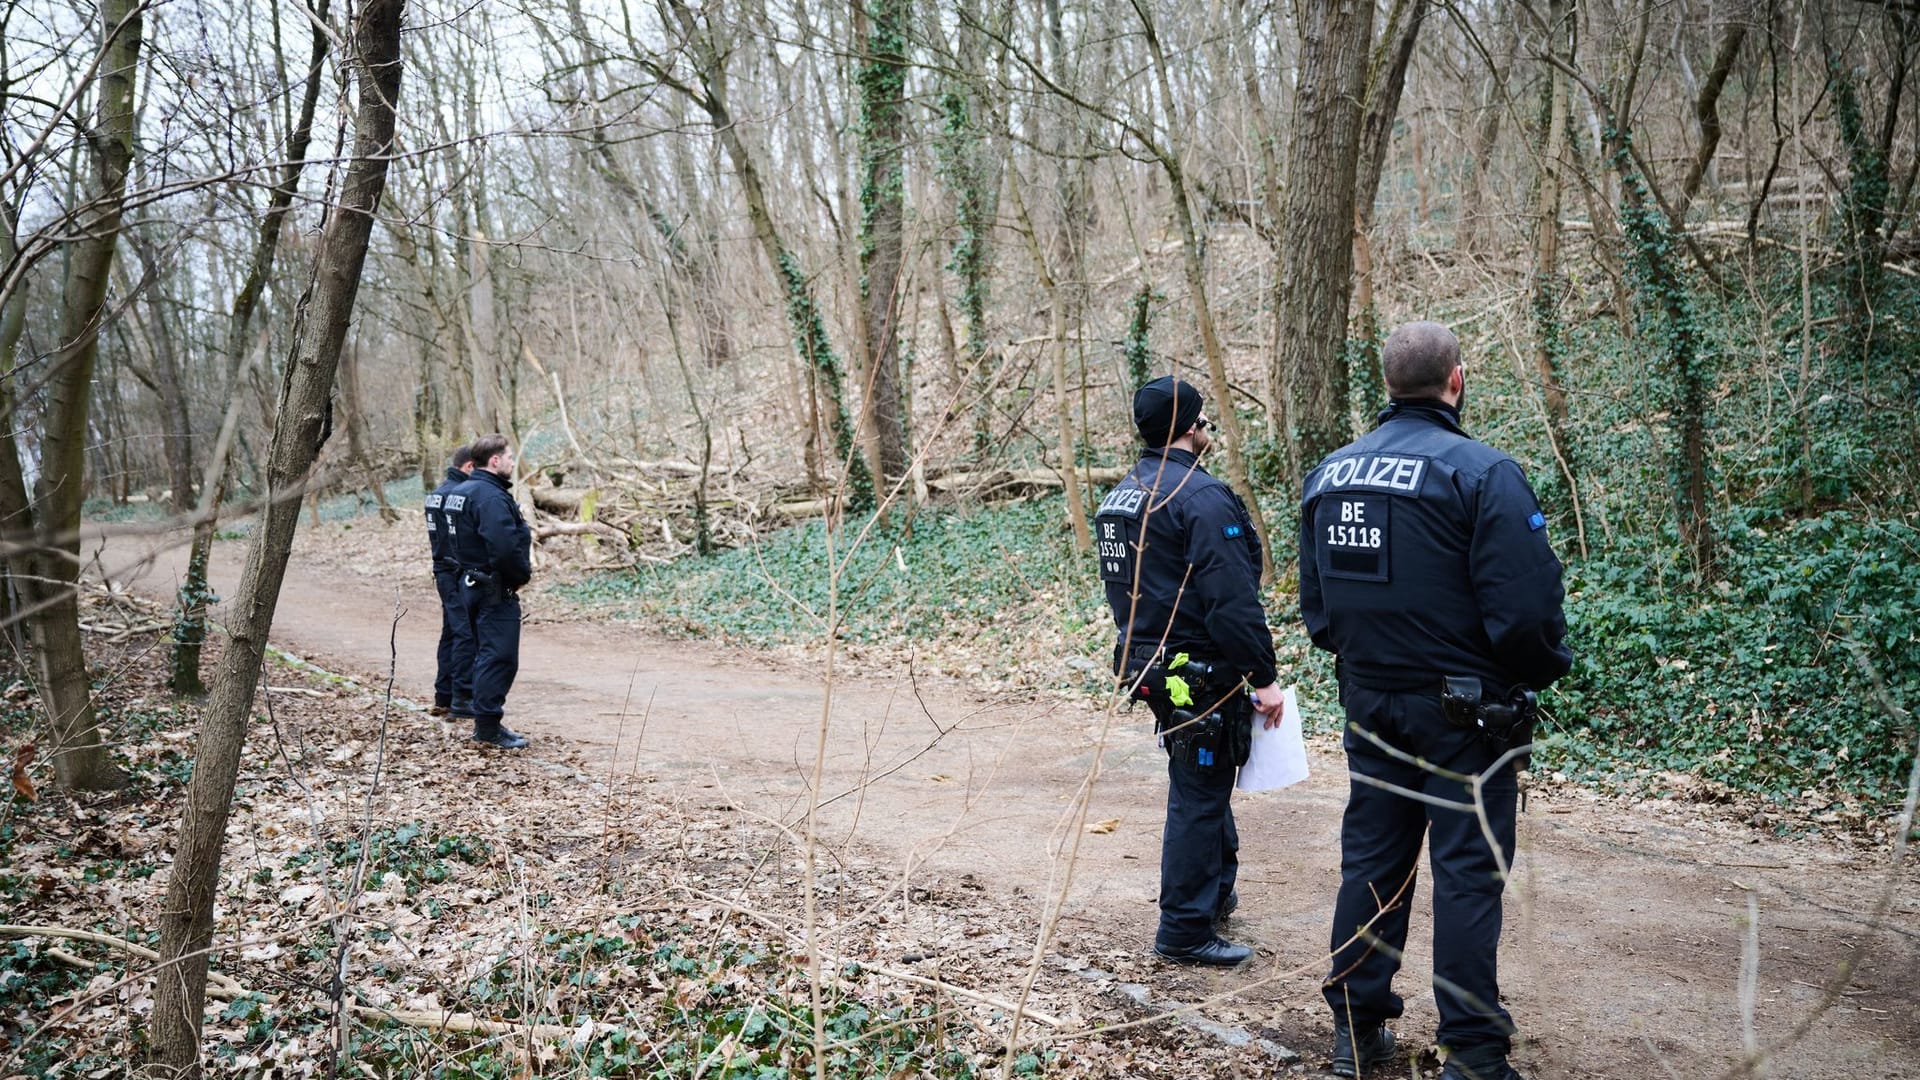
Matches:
[1546,510,1917,803]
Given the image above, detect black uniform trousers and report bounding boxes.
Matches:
[1325,684,1519,1056]
[433,568,473,711]
[1156,747,1240,949]
[459,581,521,722]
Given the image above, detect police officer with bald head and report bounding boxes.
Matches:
[1098,374,1286,968]
[1300,322,1572,1080]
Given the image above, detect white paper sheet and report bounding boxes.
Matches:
[1237,685,1310,792]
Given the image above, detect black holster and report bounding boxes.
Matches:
[1441,676,1538,746]
[462,568,505,604]
[1128,655,1253,770]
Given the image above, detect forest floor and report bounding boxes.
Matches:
[50,514,1920,1078]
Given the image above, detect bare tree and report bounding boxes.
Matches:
[1276,0,1374,473]
[170,0,333,696]
[856,0,911,483]
[149,1,408,1069]
[648,0,875,510]
[0,0,145,791]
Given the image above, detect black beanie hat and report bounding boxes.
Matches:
[1132,375,1205,446]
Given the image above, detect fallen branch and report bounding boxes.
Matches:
[927,466,1127,495]
[534,520,628,544]
[0,924,585,1041]
[265,685,331,698]
[0,924,247,998]
[346,1002,582,1041]
[851,961,1067,1029]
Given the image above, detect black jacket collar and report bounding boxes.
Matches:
[1378,398,1466,436]
[471,468,514,492]
[1141,446,1204,471]
[443,467,467,485]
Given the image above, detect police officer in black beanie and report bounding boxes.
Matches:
[1097,374,1286,968]
[1300,322,1571,1080]
[449,433,533,749]
[425,444,475,716]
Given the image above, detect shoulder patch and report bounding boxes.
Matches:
[1222,523,1243,539]
[1527,511,1546,532]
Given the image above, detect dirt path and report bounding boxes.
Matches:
[101,524,1919,1079]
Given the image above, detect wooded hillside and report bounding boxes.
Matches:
[2,1,1918,1073]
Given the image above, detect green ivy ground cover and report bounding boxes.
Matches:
[562,491,1915,808]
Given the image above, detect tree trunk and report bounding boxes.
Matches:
[1457,15,1516,254]
[148,2,406,1070]
[23,0,143,792]
[172,0,332,696]
[1351,0,1429,427]
[1611,128,1716,577]
[0,206,34,663]
[1005,163,1089,552]
[1133,0,1273,581]
[1676,12,1750,217]
[339,335,397,521]
[1532,0,1573,438]
[661,0,873,511]
[1276,0,1374,473]
[936,0,1001,461]
[856,0,910,484]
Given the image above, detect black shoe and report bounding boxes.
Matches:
[429,703,450,717]
[1439,1045,1523,1080]
[1214,890,1239,925]
[471,720,529,749]
[1331,1021,1397,1077]
[1153,936,1252,967]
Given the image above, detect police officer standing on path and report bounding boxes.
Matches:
[1299,323,1572,1080]
[449,434,533,750]
[425,445,474,717]
[1098,374,1287,968]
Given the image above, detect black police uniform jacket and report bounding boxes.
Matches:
[424,467,466,573]
[449,469,532,590]
[1098,447,1278,687]
[1298,400,1572,694]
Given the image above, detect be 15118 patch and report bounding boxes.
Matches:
[1313,494,1389,582]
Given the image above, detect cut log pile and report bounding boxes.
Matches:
[524,458,1124,566]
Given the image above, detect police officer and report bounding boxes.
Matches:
[449,434,533,749]
[1099,374,1286,968]
[425,445,475,716]
[1299,323,1572,1080]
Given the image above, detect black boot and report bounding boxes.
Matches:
[1214,890,1239,925]
[1330,1021,1397,1077]
[1152,936,1252,967]
[471,718,528,749]
[1438,1044,1523,1080]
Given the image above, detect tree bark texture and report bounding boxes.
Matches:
[1532,0,1574,435]
[23,0,143,791]
[856,0,910,483]
[148,1,406,1070]
[1276,0,1374,474]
